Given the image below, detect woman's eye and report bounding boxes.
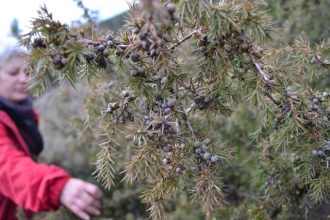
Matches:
[8,71,18,75]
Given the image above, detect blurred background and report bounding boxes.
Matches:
[0,0,132,39]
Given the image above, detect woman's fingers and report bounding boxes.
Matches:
[69,203,91,220]
[76,191,102,215]
[84,182,104,199]
[60,178,104,219]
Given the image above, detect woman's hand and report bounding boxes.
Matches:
[60,178,104,220]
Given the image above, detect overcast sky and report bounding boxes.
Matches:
[0,0,132,38]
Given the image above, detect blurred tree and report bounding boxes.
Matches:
[264,0,330,45]
[99,13,126,33]
[9,18,22,39]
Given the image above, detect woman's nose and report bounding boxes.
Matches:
[18,70,29,82]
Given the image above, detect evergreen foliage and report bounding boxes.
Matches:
[20,0,330,219]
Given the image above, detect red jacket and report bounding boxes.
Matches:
[0,110,71,220]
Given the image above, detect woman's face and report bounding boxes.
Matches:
[0,56,29,103]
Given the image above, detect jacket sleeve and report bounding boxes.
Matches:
[0,123,72,212]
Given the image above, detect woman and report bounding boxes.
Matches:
[0,38,103,220]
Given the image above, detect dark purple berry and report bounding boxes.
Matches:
[122,90,129,97]
[194,95,202,102]
[163,123,171,129]
[191,103,198,109]
[204,138,211,145]
[194,141,202,148]
[166,99,176,107]
[200,34,207,42]
[211,155,218,162]
[200,46,207,53]
[127,97,134,102]
[86,54,94,61]
[199,103,206,109]
[131,27,140,34]
[106,34,113,41]
[107,40,114,47]
[154,92,162,101]
[236,35,244,42]
[127,114,134,122]
[201,144,207,152]
[170,13,179,21]
[141,40,149,51]
[147,131,153,138]
[157,39,165,46]
[203,152,211,160]
[103,48,110,56]
[161,76,168,84]
[164,107,171,114]
[228,54,235,60]
[224,45,232,53]
[162,145,171,152]
[161,103,168,109]
[230,39,238,45]
[166,3,176,14]
[137,67,145,74]
[98,44,105,51]
[131,69,138,77]
[204,97,211,103]
[243,56,252,65]
[53,54,61,64]
[195,148,202,154]
[61,57,67,65]
[131,53,140,62]
[150,49,158,58]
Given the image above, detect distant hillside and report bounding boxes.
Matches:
[99,12,127,33]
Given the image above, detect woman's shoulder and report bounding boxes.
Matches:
[0,110,17,133]
[0,110,12,124]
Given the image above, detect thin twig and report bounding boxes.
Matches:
[250,54,269,81]
[265,93,281,106]
[315,55,330,69]
[185,106,196,137]
[171,29,202,50]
